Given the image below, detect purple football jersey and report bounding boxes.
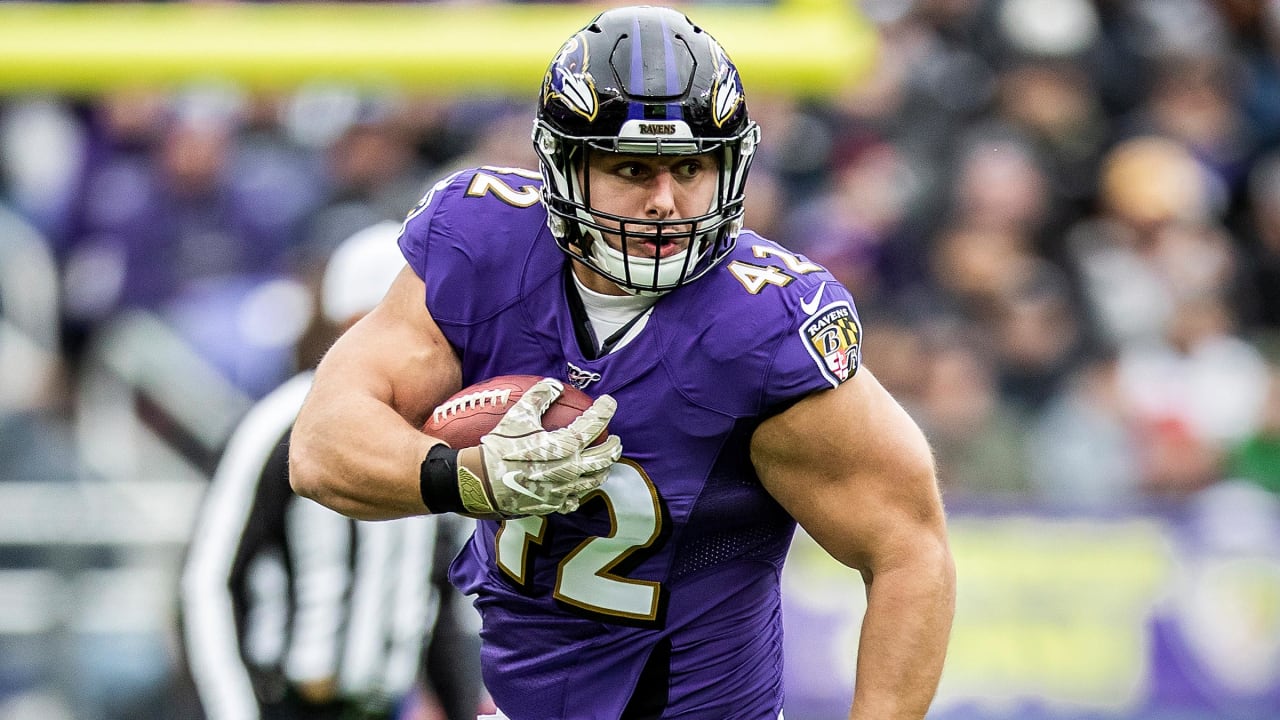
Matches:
[399,167,863,720]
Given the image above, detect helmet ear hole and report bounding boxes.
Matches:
[535,127,558,156]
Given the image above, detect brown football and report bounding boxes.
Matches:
[422,375,603,449]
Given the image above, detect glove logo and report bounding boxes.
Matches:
[502,471,542,501]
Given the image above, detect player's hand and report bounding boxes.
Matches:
[457,378,621,516]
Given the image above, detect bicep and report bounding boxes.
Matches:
[751,369,944,573]
[290,266,462,518]
[310,265,462,427]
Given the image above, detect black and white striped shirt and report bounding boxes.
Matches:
[181,372,473,719]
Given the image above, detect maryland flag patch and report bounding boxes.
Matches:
[800,301,861,387]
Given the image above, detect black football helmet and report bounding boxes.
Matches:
[533,5,761,295]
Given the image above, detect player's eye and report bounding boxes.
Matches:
[673,160,703,179]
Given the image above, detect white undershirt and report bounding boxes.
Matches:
[571,272,657,354]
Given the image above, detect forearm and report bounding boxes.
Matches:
[290,383,443,520]
[848,537,955,720]
[288,267,468,519]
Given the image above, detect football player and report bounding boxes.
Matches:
[290,6,955,719]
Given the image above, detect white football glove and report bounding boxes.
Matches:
[456,378,622,517]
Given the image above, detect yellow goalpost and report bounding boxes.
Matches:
[0,0,878,98]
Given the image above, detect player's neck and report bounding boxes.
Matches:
[568,267,656,358]
[570,270,656,314]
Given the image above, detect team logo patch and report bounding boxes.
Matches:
[566,361,602,390]
[799,300,861,387]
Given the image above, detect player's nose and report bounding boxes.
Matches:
[644,170,677,220]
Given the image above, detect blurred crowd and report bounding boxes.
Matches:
[1,1,1280,718]
[4,0,1280,515]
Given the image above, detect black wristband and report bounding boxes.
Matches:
[420,444,465,513]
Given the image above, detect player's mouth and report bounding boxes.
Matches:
[627,227,691,258]
[634,237,686,258]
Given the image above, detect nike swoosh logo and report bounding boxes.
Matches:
[800,281,827,315]
[501,471,542,500]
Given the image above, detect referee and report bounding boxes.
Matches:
[181,221,482,720]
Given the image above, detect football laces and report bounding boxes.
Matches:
[431,389,514,425]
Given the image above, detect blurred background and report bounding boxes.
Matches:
[1,0,1279,718]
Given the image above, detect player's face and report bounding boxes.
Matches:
[581,150,720,258]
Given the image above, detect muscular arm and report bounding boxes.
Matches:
[752,369,955,720]
[290,266,462,520]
